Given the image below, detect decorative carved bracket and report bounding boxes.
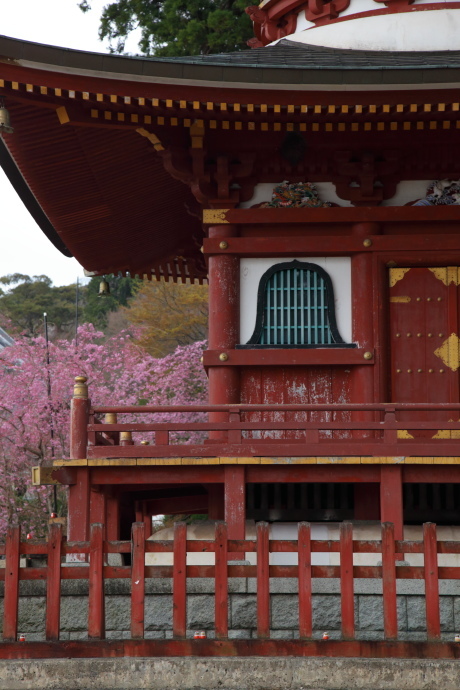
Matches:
[332,151,400,206]
[305,0,350,25]
[158,125,257,206]
[373,0,415,8]
[245,6,297,47]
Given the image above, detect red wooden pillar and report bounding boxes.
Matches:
[380,465,404,542]
[225,465,245,560]
[68,376,90,547]
[207,484,225,520]
[207,224,240,440]
[106,490,120,542]
[351,223,381,523]
[90,487,106,538]
[350,223,380,435]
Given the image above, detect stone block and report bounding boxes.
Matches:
[406,596,426,632]
[186,595,215,629]
[269,629,294,639]
[69,632,88,640]
[19,580,46,597]
[357,595,405,632]
[144,630,166,639]
[18,597,45,633]
[247,578,298,594]
[145,578,172,594]
[440,597,454,632]
[271,595,298,629]
[61,580,89,596]
[228,629,251,639]
[145,595,173,630]
[60,596,88,631]
[453,596,460,630]
[231,594,257,629]
[186,578,214,594]
[105,596,130,630]
[312,595,341,630]
[105,580,130,596]
[355,630,385,641]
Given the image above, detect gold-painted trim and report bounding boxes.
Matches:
[434,333,460,371]
[428,266,460,286]
[56,106,70,125]
[390,296,411,303]
[136,127,164,152]
[51,456,460,467]
[389,268,410,287]
[203,209,229,224]
[397,430,414,439]
[31,466,61,485]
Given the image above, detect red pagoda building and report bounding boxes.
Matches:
[2,0,460,595]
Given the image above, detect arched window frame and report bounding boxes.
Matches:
[243,260,355,348]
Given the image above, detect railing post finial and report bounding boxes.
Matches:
[73,375,88,399]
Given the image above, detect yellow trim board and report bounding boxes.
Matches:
[54,456,460,467]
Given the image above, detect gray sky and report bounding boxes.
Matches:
[1,1,140,287]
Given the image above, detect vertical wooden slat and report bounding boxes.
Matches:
[214,521,228,639]
[257,521,270,639]
[224,465,245,560]
[3,526,20,641]
[340,521,354,639]
[131,522,146,639]
[45,523,63,641]
[423,522,440,640]
[173,522,187,638]
[298,522,312,639]
[382,522,398,640]
[88,523,105,639]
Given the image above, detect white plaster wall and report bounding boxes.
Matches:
[240,257,352,345]
[286,8,460,51]
[146,520,460,567]
[241,182,431,209]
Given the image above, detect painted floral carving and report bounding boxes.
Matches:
[413,179,460,206]
[260,181,332,208]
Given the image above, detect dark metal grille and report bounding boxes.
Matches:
[259,267,333,345]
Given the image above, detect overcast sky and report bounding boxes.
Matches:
[1,1,140,287]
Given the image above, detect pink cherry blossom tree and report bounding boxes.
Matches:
[0,324,207,538]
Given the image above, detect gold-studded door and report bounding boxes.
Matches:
[389,267,460,437]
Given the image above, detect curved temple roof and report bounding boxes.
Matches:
[0,34,460,280]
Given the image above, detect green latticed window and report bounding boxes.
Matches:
[246,260,348,347]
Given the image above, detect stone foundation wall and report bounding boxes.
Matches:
[3,578,460,641]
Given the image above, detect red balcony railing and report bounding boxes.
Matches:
[71,402,460,459]
[1,521,460,659]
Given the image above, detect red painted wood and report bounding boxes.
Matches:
[106,491,120,542]
[214,206,460,225]
[298,522,312,639]
[131,522,145,639]
[208,224,240,442]
[88,524,105,640]
[173,522,187,639]
[67,467,90,549]
[204,349,374,367]
[0,637,460,660]
[1,637,460,659]
[224,465,245,560]
[45,523,63,641]
[380,466,403,541]
[92,403,460,414]
[204,232,460,257]
[3,527,20,641]
[214,522,228,639]
[423,522,441,640]
[381,522,398,641]
[90,488,106,538]
[70,397,88,459]
[257,522,270,639]
[340,522,355,639]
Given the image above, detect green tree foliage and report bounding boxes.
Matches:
[0,275,77,337]
[82,274,141,330]
[123,278,208,356]
[78,0,252,56]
